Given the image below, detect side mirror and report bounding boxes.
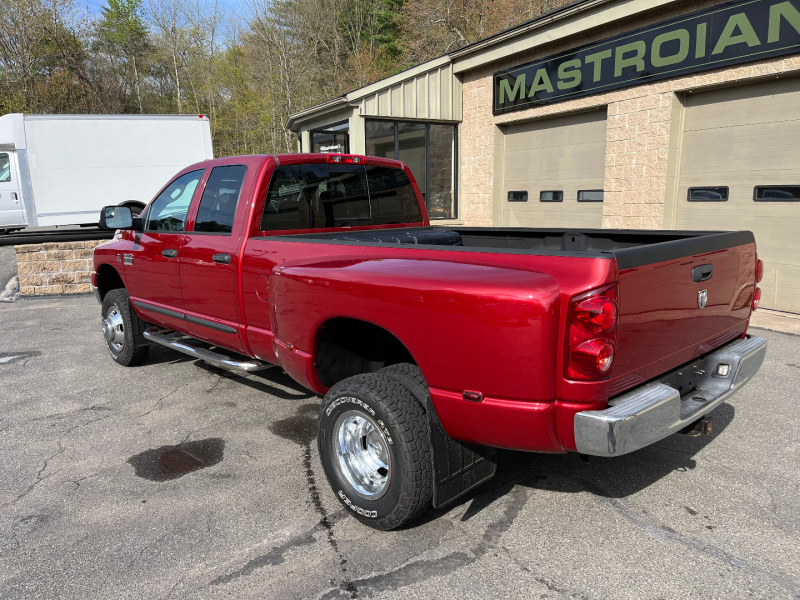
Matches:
[99,206,143,231]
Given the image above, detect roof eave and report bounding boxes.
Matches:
[286,96,348,131]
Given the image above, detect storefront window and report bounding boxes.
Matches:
[312,121,350,153]
[365,119,457,220]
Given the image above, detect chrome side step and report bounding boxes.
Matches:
[143,327,273,373]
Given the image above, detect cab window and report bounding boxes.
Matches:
[147,170,203,232]
[0,154,10,182]
[194,165,247,234]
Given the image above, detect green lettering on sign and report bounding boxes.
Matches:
[557,59,582,89]
[712,12,762,54]
[769,1,800,43]
[528,68,554,96]
[615,41,646,77]
[696,22,708,58]
[499,75,526,103]
[652,29,690,67]
[585,49,612,82]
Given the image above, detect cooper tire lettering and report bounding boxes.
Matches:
[338,490,378,518]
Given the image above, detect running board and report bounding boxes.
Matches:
[143,327,274,373]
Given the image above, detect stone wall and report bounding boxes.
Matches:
[458,0,800,229]
[15,241,104,295]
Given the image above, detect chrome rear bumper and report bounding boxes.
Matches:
[574,335,767,457]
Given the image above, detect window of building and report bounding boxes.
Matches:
[577,190,604,202]
[753,185,800,202]
[540,191,563,202]
[365,119,457,220]
[147,170,204,232]
[688,187,729,201]
[507,191,528,202]
[311,121,350,154]
[194,165,247,234]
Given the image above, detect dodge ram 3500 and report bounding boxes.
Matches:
[93,153,767,530]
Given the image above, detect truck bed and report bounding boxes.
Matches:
[254,225,756,408]
[272,226,753,268]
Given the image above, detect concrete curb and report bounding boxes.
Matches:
[749,309,800,336]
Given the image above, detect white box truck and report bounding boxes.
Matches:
[0,114,213,232]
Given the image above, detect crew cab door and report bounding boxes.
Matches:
[180,164,248,352]
[0,151,25,227]
[125,169,204,330]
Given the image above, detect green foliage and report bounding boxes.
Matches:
[0,0,567,153]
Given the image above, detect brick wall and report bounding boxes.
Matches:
[15,241,104,295]
[459,20,800,229]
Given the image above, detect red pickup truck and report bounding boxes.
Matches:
[93,153,767,530]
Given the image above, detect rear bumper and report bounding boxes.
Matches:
[574,335,767,457]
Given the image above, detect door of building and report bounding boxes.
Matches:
[501,110,607,228]
[675,78,800,313]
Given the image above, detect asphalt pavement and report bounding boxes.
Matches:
[1,295,798,599]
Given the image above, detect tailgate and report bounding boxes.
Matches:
[613,237,756,384]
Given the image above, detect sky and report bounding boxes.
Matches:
[80,0,242,17]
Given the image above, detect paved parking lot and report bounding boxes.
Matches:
[1,295,799,599]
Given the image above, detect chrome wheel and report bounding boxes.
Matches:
[335,410,391,499]
[102,305,125,352]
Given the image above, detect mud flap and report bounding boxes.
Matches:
[379,366,497,508]
[427,407,497,508]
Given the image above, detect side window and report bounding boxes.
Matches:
[367,166,423,225]
[261,164,369,231]
[0,154,10,182]
[194,165,247,234]
[147,170,203,232]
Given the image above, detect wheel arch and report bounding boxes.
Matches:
[314,317,418,389]
[96,263,125,301]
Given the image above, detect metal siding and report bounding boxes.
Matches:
[676,78,800,313]
[501,110,607,228]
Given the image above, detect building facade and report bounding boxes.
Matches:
[287,0,800,313]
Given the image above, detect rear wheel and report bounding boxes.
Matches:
[318,373,432,530]
[101,289,149,366]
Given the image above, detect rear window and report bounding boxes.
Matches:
[261,164,422,231]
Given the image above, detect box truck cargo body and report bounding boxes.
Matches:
[0,114,213,230]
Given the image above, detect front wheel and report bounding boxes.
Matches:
[101,289,149,366]
[318,373,432,530]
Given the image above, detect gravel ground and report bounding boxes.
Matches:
[0,295,798,599]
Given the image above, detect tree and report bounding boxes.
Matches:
[96,0,151,112]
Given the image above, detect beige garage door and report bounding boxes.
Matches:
[676,78,800,313]
[501,110,607,228]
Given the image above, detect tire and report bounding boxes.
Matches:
[318,373,433,530]
[101,288,149,367]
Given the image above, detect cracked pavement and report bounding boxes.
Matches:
[1,295,799,599]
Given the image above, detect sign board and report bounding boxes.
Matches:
[493,0,800,114]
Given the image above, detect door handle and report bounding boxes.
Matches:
[12,192,18,203]
[692,264,714,282]
[212,253,232,265]
[162,249,178,258]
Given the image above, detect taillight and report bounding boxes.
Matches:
[752,287,761,311]
[566,284,618,381]
[327,154,364,164]
[755,259,764,283]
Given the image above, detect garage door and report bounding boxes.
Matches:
[676,78,800,313]
[501,110,606,228]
